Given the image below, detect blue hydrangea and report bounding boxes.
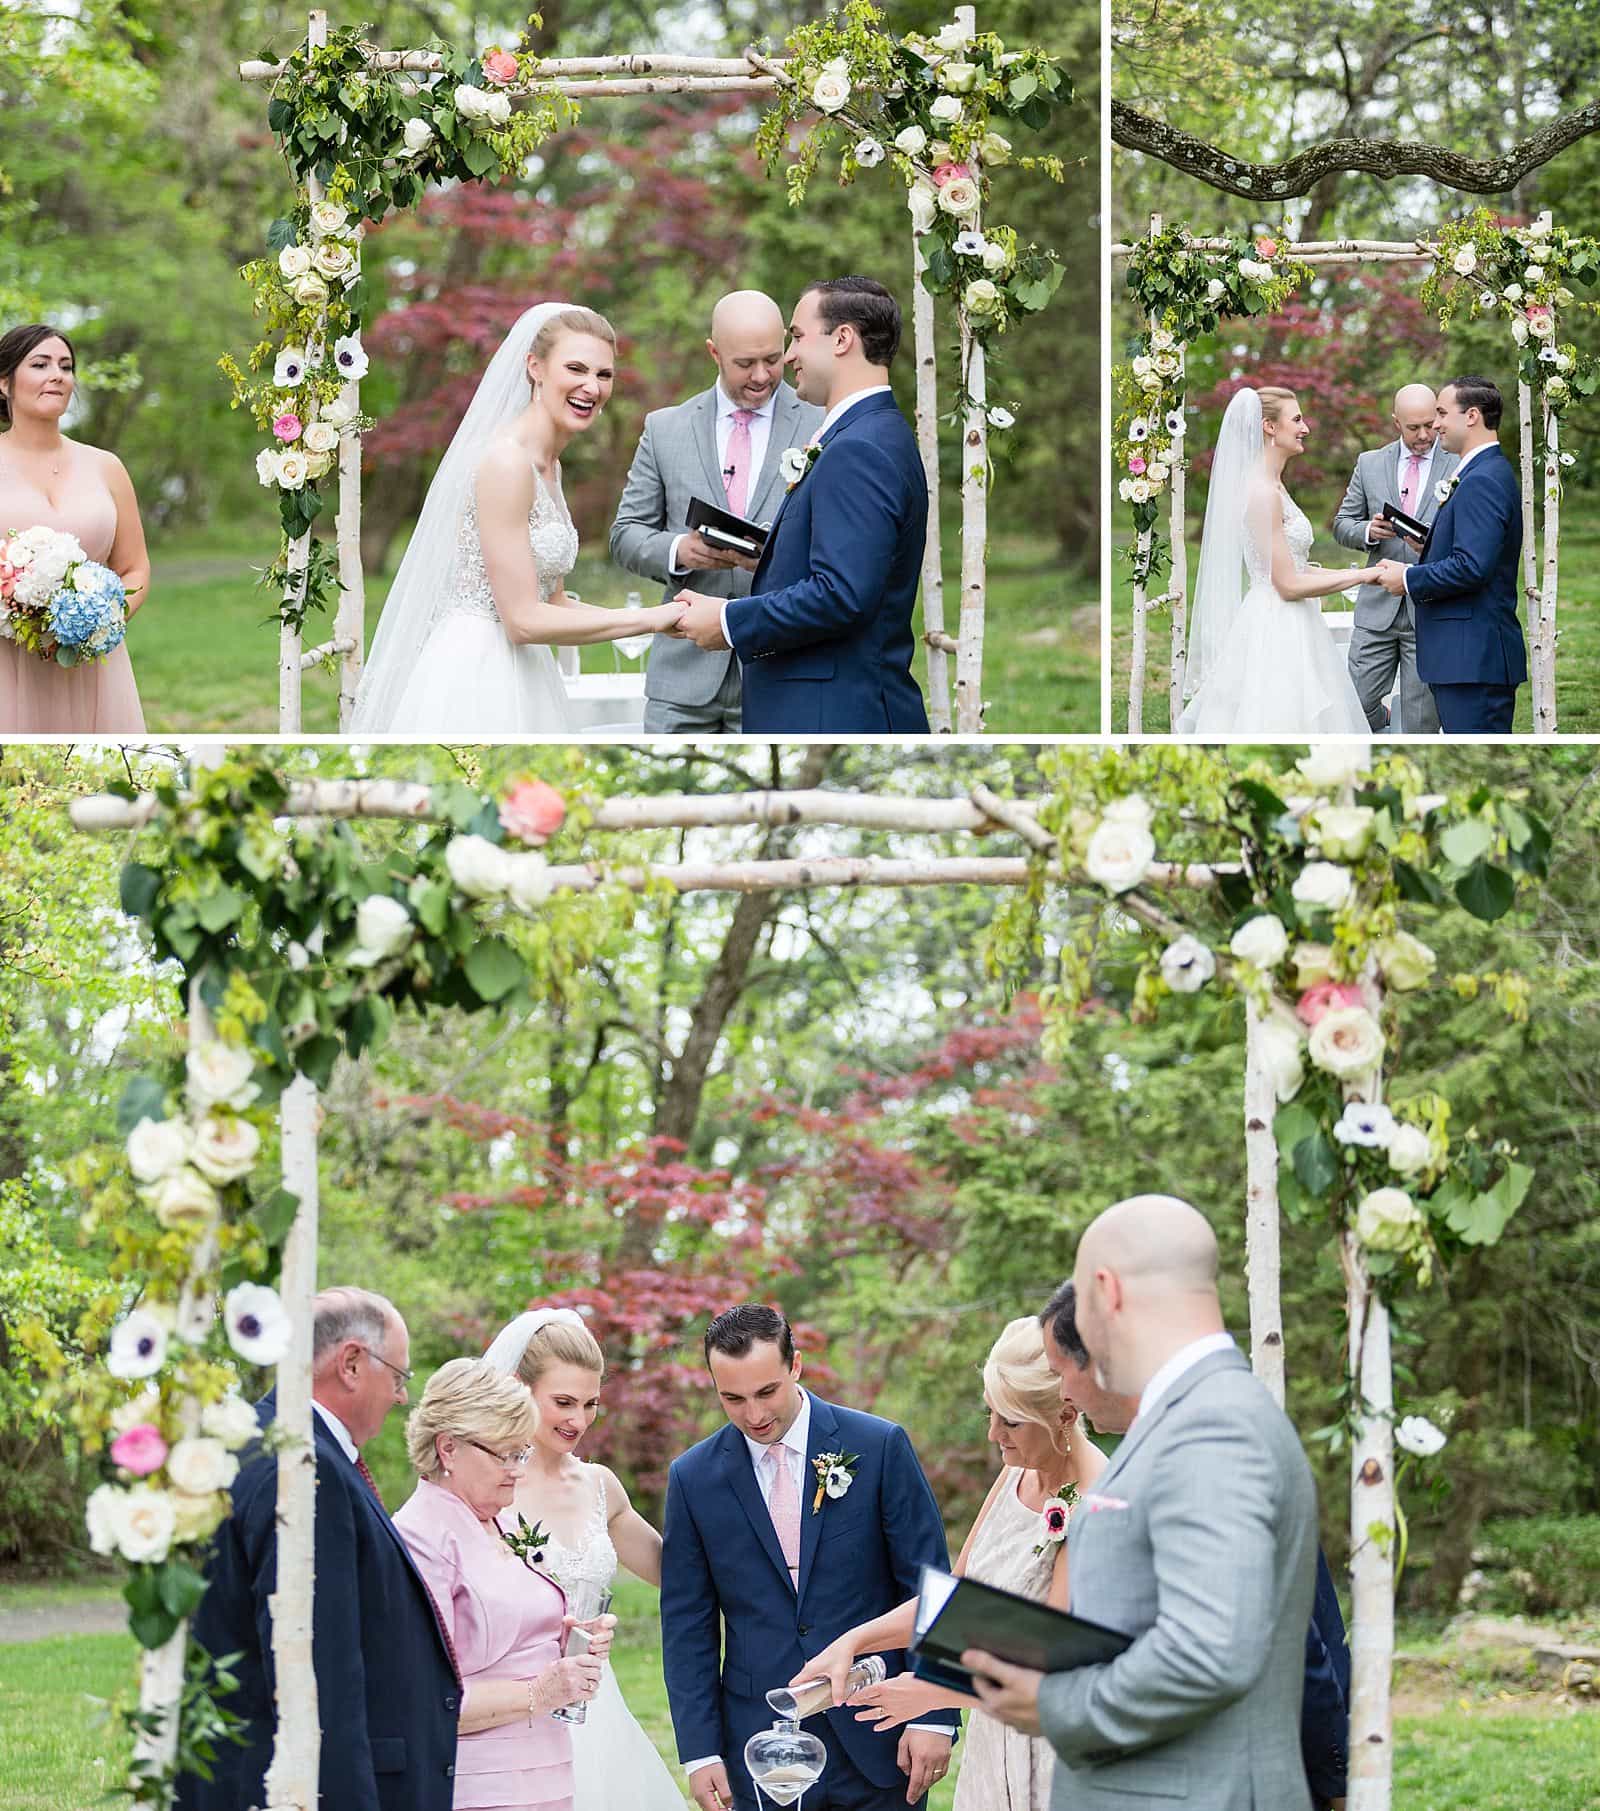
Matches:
[47,561,126,663]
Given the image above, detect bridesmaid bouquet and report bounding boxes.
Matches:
[0,525,128,666]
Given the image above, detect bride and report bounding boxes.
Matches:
[482,1308,683,1811]
[1177,385,1378,735]
[352,303,684,734]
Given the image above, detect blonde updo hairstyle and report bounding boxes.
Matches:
[515,1317,607,1392]
[1257,386,1299,436]
[528,307,617,393]
[406,1357,539,1481]
[983,1316,1073,1453]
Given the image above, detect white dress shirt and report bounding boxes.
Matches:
[1400,439,1495,594]
[717,384,895,649]
[667,383,780,576]
[312,1398,358,1463]
[1136,1331,1237,1422]
[1367,441,1437,542]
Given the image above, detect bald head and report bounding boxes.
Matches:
[708,291,786,409]
[1078,1194,1219,1293]
[1392,384,1438,454]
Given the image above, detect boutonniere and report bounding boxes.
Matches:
[781,442,822,491]
[811,1450,859,1512]
[1031,1483,1079,1557]
[1435,475,1460,504]
[502,1512,551,1569]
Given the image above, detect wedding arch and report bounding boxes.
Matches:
[1111,210,1600,734]
[229,5,1069,735]
[63,742,1542,1811]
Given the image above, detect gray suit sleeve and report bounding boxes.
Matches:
[1331,457,1375,553]
[609,418,677,586]
[1038,1394,1285,1763]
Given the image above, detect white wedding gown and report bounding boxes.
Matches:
[540,1465,684,1811]
[383,465,578,734]
[1177,487,1369,735]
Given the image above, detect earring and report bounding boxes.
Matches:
[443,1466,452,1477]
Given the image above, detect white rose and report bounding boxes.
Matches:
[933,19,973,50]
[446,834,512,899]
[854,138,885,168]
[1151,328,1175,352]
[225,1281,292,1367]
[1333,1101,1397,1148]
[1138,371,1163,392]
[1375,930,1436,991]
[895,125,928,156]
[127,1116,190,1184]
[312,240,357,284]
[1452,246,1477,275]
[402,116,434,156]
[302,420,340,455]
[110,1388,162,1436]
[190,1115,261,1185]
[275,450,310,491]
[1131,354,1153,377]
[277,244,312,280]
[1292,861,1355,914]
[1230,913,1289,968]
[166,1436,239,1497]
[812,69,851,112]
[150,1167,219,1228]
[505,852,552,912]
[980,131,1012,165]
[962,277,1002,315]
[171,1490,229,1545]
[1292,943,1336,989]
[1386,1123,1433,1177]
[939,60,978,92]
[201,1393,260,1450]
[938,177,980,219]
[1160,934,1216,994]
[454,83,511,124]
[291,271,329,307]
[255,447,279,487]
[309,199,349,237]
[1528,311,1556,339]
[1117,478,1134,501]
[1206,278,1226,302]
[927,141,953,165]
[1511,317,1529,346]
[1504,282,1523,302]
[981,239,1009,273]
[322,393,358,430]
[110,1484,177,1565]
[1296,742,1371,790]
[1147,461,1169,485]
[1354,1186,1422,1253]
[349,893,414,966]
[1524,263,1545,284]
[1395,1414,1447,1458]
[108,1310,168,1381]
[929,94,964,124]
[1309,804,1376,861]
[186,1040,259,1111]
[1308,1005,1386,1082]
[85,1483,123,1556]
[1128,478,1151,503]
[1085,819,1155,893]
[1256,1019,1305,1102]
[907,183,938,234]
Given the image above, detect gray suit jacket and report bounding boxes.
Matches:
[1040,1346,1319,1811]
[1332,440,1459,631]
[608,382,824,708]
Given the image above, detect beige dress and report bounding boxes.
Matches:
[953,1468,1064,1811]
[0,442,144,732]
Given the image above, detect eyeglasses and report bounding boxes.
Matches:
[362,1347,413,1388]
[464,1438,533,1470]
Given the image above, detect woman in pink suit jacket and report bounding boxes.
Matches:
[395,1360,613,1810]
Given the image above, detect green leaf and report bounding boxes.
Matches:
[411,879,451,935]
[461,136,500,179]
[1007,71,1038,105]
[1234,780,1289,824]
[1392,859,1446,906]
[1272,1102,1320,1153]
[434,782,490,831]
[254,1186,301,1249]
[119,862,162,920]
[1440,819,1493,867]
[464,937,524,1003]
[117,1074,168,1137]
[156,1559,209,1620]
[1009,263,1065,313]
[1445,1161,1535,1245]
[1455,858,1515,922]
[265,217,297,253]
[297,1035,342,1089]
[1291,1132,1339,1198]
[196,886,246,933]
[129,1602,181,1650]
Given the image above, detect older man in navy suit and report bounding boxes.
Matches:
[1374,375,1526,733]
[669,278,931,735]
[178,1288,459,1811]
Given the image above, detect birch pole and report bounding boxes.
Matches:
[1527,211,1556,735]
[333,237,366,730]
[1535,366,1560,737]
[1168,341,1189,727]
[261,1072,321,1811]
[1242,999,1285,1407]
[913,225,953,732]
[1126,213,1160,735]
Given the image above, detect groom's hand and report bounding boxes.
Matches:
[962,1647,1044,1736]
[672,592,731,651]
[1374,559,1407,596]
[897,1729,953,1802]
[687,1761,733,1810]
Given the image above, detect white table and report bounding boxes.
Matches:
[561,671,646,732]
[1327,607,1401,730]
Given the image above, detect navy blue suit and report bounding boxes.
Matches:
[1301,1548,1351,1806]
[177,1397,459,1811]
[728,390,931,735]
[1408,443,1526,732]
[660,1393,957,1810]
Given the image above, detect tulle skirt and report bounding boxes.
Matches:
[1178,583,1368,736]
[383,607,576,736]
[0,638,144,733]
[567,1663,684,1811]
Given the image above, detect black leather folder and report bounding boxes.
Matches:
[1381,499,1429,547]
[907,1565,1132,1696]
[686,494,770,556]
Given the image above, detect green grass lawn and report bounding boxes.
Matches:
[1110,519,1600,735]
[6,1579,1597,1811]
[129,513,1096,736]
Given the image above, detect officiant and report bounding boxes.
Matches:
[609,291,823,734]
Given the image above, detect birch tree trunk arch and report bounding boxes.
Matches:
[71,744,1542,1811]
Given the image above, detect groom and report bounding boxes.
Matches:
[668,277,932,735]
[1374,375,1526,733]
[661,1304,957,1810]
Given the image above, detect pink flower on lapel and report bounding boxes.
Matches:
[1080,1492,1130,1513]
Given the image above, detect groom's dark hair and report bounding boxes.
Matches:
[705,1303,795,1367]
[1446,375,1503,429]
[805,276,902,368]
[1039,1280,1091,1368]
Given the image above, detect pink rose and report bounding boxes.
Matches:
[273,412,303,443]
[482,48,519,86]
[1296,981,1364,1027]
[1256,236,1278,258]
[1128,455,1146,474]
[110,1423,169,1477]
[499,778,566,846]
[932,162,972,189]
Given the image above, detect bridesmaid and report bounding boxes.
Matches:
[395,1359,614,1811]
[0,323,148,732]
[797,1318,1107,1811]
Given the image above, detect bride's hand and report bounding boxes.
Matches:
[791,1635,861,1707]
[849,1675,929,1733]
[645,601,687,635]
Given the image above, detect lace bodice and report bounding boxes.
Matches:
[1244,486,1313,587]
[538,1466,618,1601]
[435,465,579,629]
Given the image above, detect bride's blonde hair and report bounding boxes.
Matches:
[515,1317,607,1390]
[1257,386,1298,427]
[531,306,616,361]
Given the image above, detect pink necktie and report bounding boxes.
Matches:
[1401,453,1422,514]
[725,408,755,517]
[764,1445,801,1588]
